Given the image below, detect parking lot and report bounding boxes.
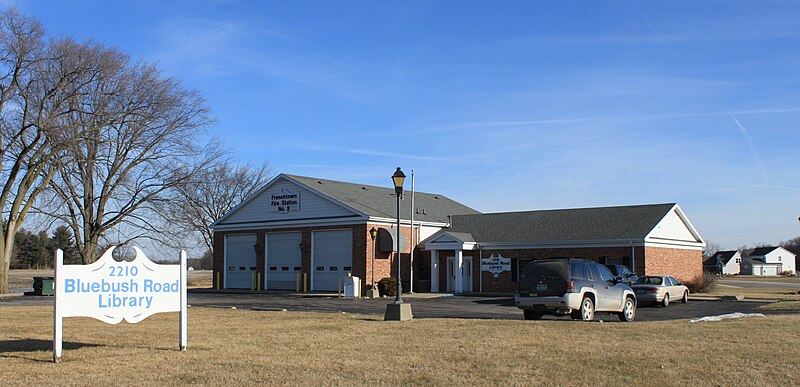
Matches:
[1,290,790,322]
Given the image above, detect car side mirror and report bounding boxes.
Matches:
[613,276,622,284]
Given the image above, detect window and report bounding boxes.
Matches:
[596,264,615,283]
[667,277,679,286]
[736,258,741,264]
[570,261,588,280]
[512,258,533,282]
[588,263,601,281]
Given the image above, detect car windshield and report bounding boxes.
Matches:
[635,276,663,285]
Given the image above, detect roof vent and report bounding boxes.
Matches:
[433,196,439,199]
[317,180,323,184]
[361,186,367,190]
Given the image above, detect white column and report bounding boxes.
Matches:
[430,250,439,292]
[454,249,463,294]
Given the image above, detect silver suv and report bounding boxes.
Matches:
[514,258,637,322]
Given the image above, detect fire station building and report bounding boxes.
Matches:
[211,174,705,293]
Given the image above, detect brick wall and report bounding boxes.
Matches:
[644,246,703,283]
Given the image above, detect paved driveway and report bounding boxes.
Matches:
[3,291,790,322]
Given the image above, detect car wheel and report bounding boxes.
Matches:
[578,296,594,321]
[682,290,689,303]
[661,293,670,307]
[523,309,543,320]
[618,296,636,322]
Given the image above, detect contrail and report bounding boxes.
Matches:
[633,3,680,59]
[732,116,769,185]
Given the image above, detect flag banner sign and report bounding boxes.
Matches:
[53,246,187,362]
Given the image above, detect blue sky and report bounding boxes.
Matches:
[11,1,800,249]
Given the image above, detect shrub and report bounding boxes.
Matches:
[779,270,794,277]
[377,277,397,297]
[685,273,718,293]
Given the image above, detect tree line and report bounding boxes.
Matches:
[11,225,79,269]
[0,9,271,293]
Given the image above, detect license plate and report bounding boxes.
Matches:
[537,283,547,291]
[528,293,537,297]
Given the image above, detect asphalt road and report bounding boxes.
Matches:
[1,290,791,323]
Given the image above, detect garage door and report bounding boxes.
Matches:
[312,229,353,291]
[761,266,779,276]
[225,234,257,289]
[266,232,302,290]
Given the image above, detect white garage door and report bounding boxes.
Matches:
[312,229,353,291]
[266,232,302,290]
[225,234,257,289]
[760,266,779,276]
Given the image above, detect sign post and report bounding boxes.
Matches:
[53,246,188,363]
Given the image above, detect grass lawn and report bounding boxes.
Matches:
[1,307,799,385]
[699,276,800,301]
[4,269,213,292]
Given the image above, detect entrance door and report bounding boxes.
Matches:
[266,232,302,290]
[446,256,473,293]
[225,234,257,289]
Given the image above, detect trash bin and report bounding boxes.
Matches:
[33,276,54,296]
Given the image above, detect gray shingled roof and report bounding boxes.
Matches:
[443,203,676,243]
[706,250,737,265]
[717,250,738,264]
[748,246,780,257]
[285,174,479,223]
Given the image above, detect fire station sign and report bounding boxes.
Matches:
[269,189,301,213]
[481,254,511,274]
[53,246,187,362]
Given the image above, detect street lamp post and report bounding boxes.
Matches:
[384,167,413,321]
[391,167,406,304]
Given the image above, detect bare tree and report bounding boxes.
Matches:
[780,236,800,255]
[0,10,107,293]
[40,44,218,264]
[167,161,272,257]
[703,241,721,259]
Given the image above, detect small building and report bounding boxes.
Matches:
[211,173,706,293]
[422,203,705,293]
[742,246,796,276]
[703,250,741,275]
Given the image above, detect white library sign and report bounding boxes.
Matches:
[480,254,511,274]
[53,246,187,363]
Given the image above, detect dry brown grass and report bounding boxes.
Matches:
[4,269,213,292]
[757,301,800,311]
[1,306,799,386]
[705,286,800,301]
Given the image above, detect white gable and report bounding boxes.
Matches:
[647,208,701,243]
[422,231,476,251]
[762,247,796,264]
[214,176,362,227]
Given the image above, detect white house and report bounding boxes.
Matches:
[704,250,741,275]
[743,246,796,276]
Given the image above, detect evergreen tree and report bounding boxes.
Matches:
[50,226,80,264]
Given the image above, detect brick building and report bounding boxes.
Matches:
[211,174,705,293]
